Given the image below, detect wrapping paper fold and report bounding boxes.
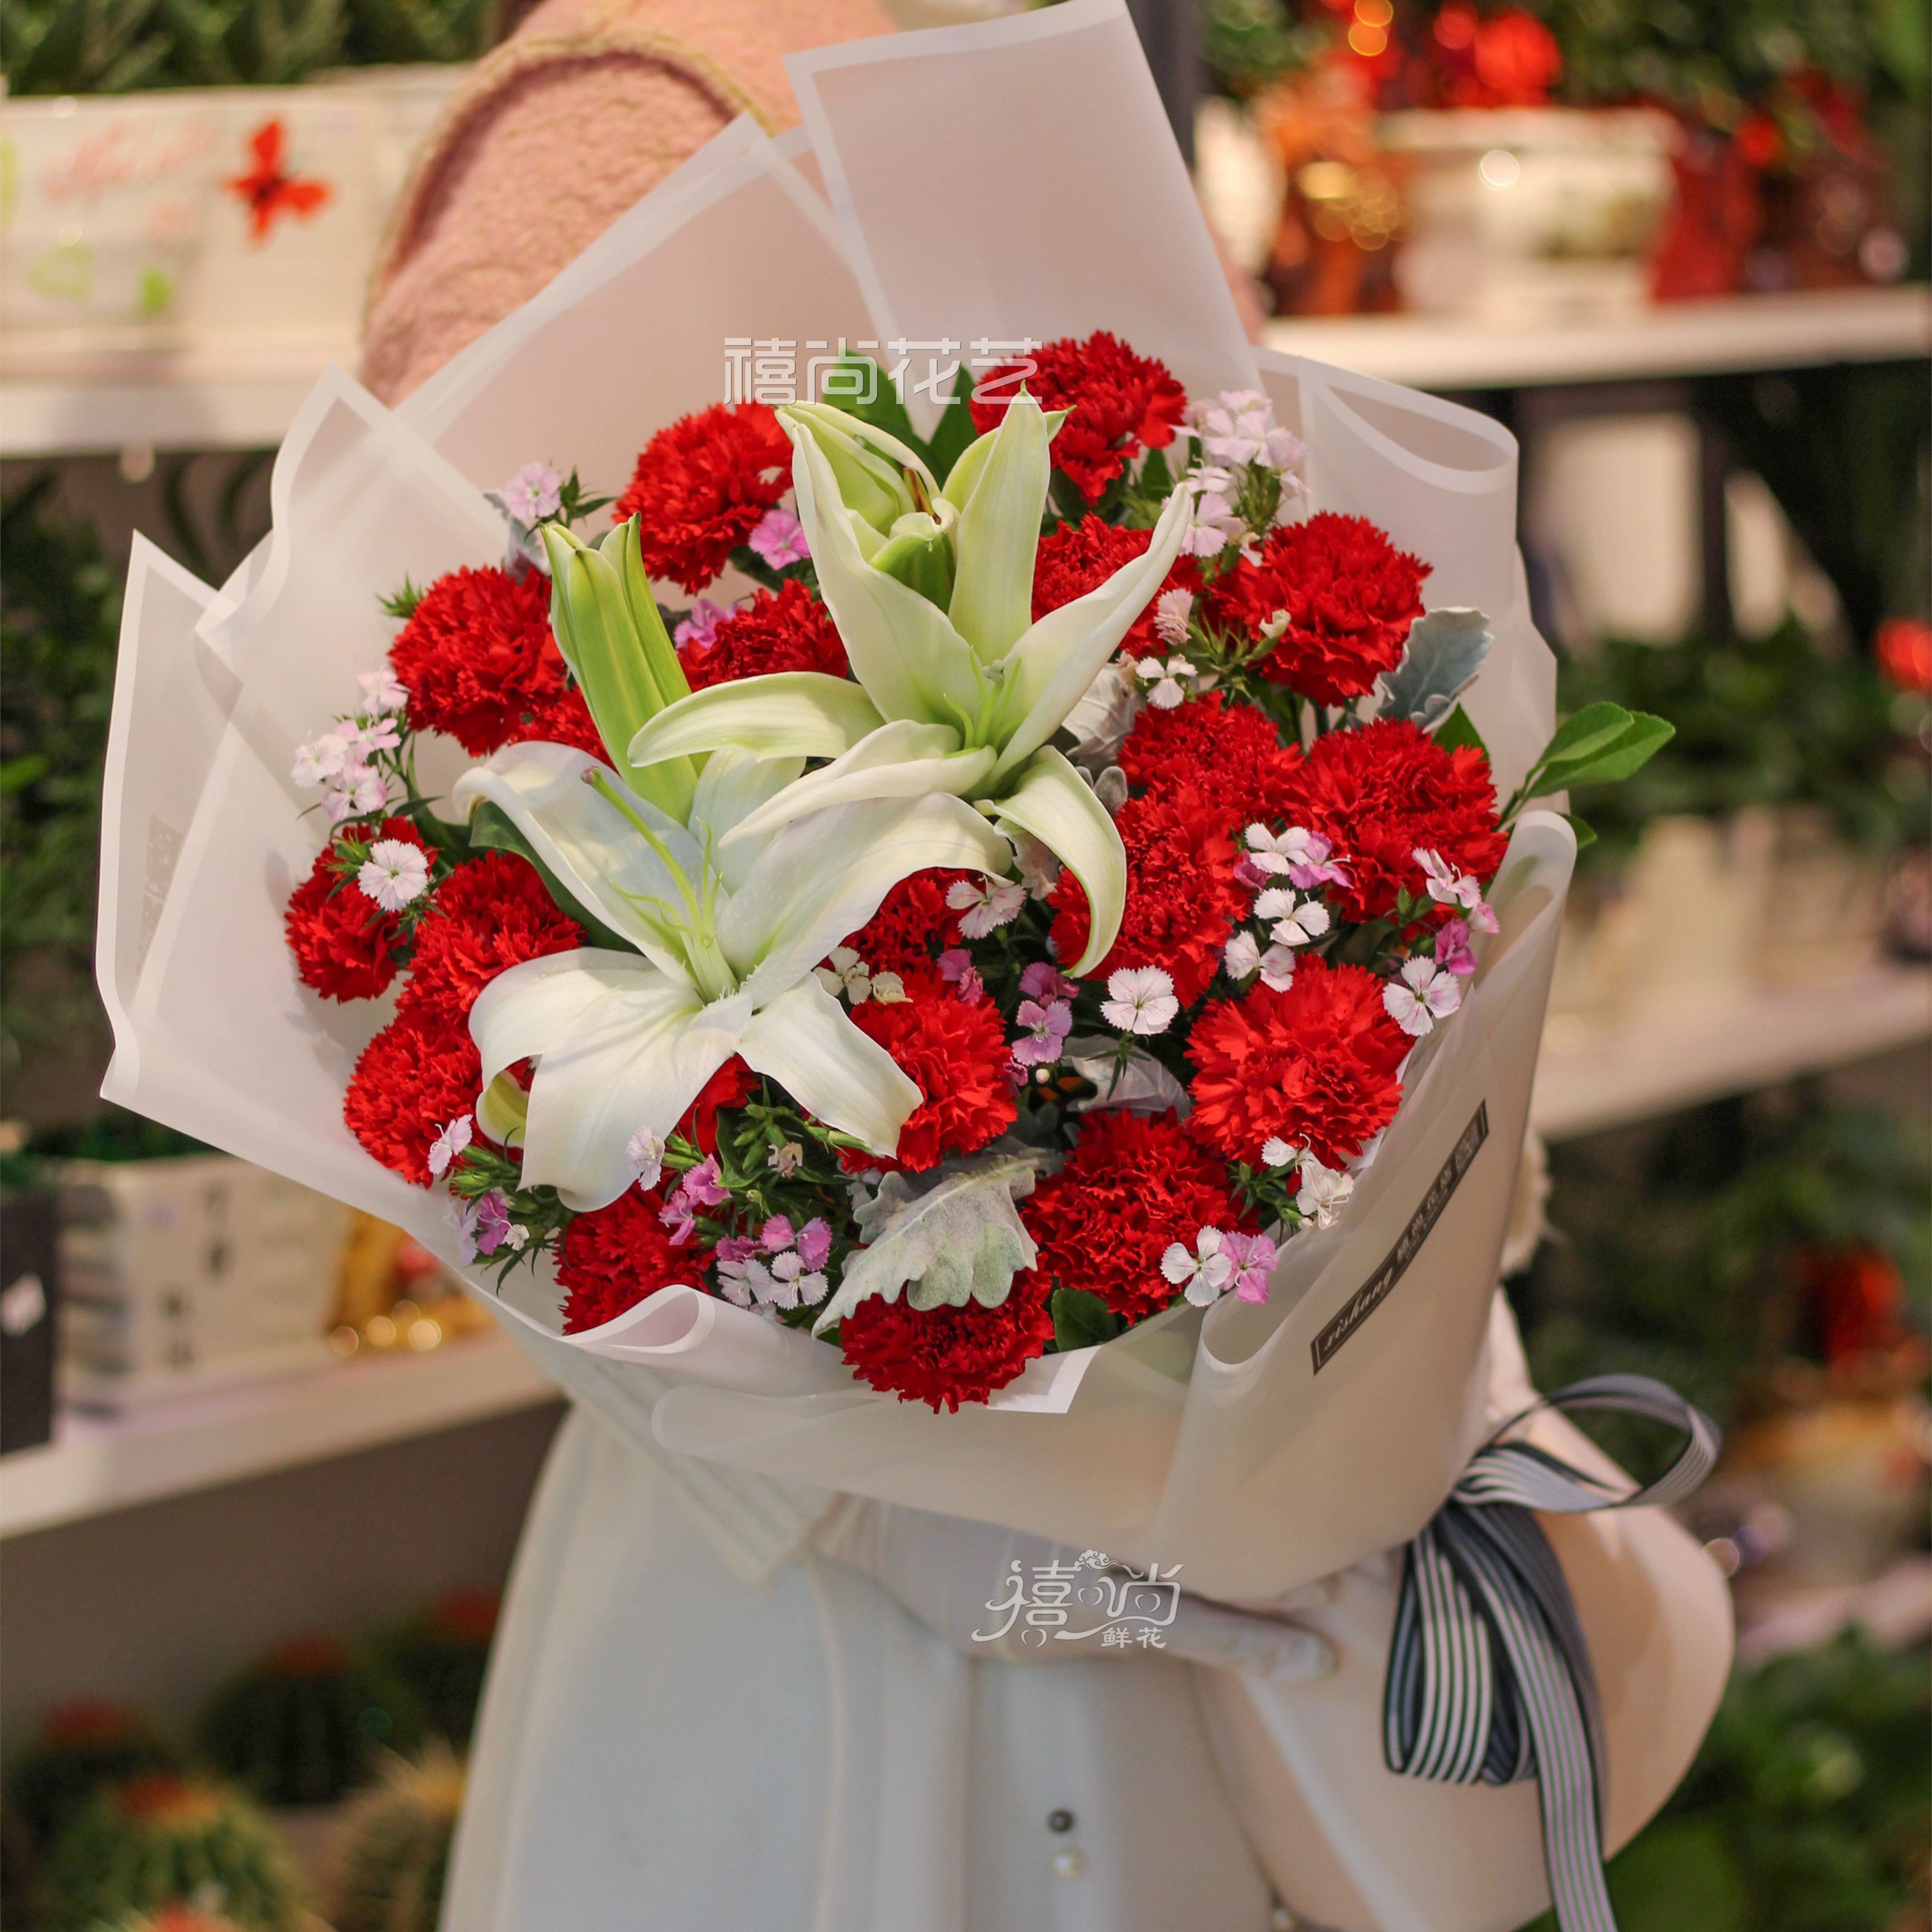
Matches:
[101,0,1567,1604]
[1197,1297,1735,1932]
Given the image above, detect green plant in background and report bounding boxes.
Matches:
[1510,1088,1931,1447]
[3,1702,190,1853]
[197,1637,424,1808]
[330,1742,463,1932]
[1701,362,1932,652]
[1524,1632,1931,1932]
[37,1774,303,1932]
[370,1590,498,1750]
[0,475,121,1088]
[1555,614,1926,873]
[0,0,497,91]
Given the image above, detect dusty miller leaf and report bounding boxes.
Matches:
[814,1153,1048,1333]
[1376,607,1493,731]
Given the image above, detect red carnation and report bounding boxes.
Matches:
[680,580,848,691]
[390,566,572,757]
[680,1058,751,1156]
[1049,788,1242,1004]
[842,967,1014,1172]
[557,1188,703,1333]
[1119,693,1303,828]
[284,817,429,1003]
[1186,959,1409,1171]
[1031,516,1197,657]
[841,869,974,974]
[837,1265,1055,1410]
[1208,514,1428,705]
[400,851,585,1025]
[614,402,792,594]
[1273,717,1508,923]
[343,1005,485,1186]
[1022,1111,1251,1322]
[970,332,1187,504]
[525,685,609,760]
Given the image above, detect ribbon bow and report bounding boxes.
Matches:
[1382,1375,1721,1932]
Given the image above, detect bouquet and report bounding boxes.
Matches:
[94,0,1663,1592]
[97,14,1722,1928]
[273,347,1660,1420]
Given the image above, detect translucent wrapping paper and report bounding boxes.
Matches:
[102,0,1570,1603]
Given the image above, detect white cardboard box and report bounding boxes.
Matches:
[57,1154,348,1407]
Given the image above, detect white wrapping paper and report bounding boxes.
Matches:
[1196,1296,1735,1932]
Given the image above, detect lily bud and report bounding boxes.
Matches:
[780,402,927,538]
[541,519,697,820]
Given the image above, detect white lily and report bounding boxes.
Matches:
[625,395,1191,973]
[452,741,1010,1211]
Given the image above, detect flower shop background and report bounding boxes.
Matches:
[1,0,1928,1925]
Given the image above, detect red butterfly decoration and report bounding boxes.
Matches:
[226,118,330,245]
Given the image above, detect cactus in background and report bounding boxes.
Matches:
[37,1774,303,1932]
[110,1906,254,1932]
[330,1743,464,1932]
[370,1590,499,1750]
[4,1701,188,1849]
[198,1636,423,1808]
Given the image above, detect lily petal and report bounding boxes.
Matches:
[628,673,885,768]
[687,746,806,893]
[990,747,1126,974]
[738,977,921,1157]
[471,948,745,1211]
[947,392,1049,662]
[985,484,1191,788]
[722,793,1012,1002]
[719,720,993,849]
[452,745,697,977]
[785,414,986,731]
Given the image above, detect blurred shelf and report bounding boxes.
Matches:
[0,335,358,458]
[1735,1555,1932,1671]
[5,288,1925,458]
[1263,285,1932,391]
[1531,960,1932,1142]
[0,1329,558,1540]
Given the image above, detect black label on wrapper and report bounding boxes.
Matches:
[1310,1102,1490,1374]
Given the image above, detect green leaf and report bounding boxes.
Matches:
[380,575,423,621]
[1562,811,1598,849]
[923,362,978,482]
[1538,711,1676,791]
[1433,702,1488,757]
[1530,700,1641,773]
[1050,1284,1121,1352]
[467,801,630,952]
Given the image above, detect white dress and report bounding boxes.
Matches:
[444,1405,1280,1932]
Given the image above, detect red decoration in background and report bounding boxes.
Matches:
[226,119,330,245]
[1428,4,1559,107]
[1651,129,1766,301]
[1876,617,1932,694]
[1800,1245,1911,1365]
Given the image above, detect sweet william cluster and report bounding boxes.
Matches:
[282,332,1667,1409]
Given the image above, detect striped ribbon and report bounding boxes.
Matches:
[1382,1375,1721,1932]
